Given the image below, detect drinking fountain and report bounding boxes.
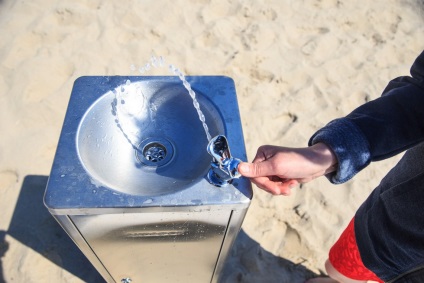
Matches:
[44,76,252,283]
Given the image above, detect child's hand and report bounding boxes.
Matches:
[238,143,337,195]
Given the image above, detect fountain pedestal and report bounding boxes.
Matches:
[44,76,252,283]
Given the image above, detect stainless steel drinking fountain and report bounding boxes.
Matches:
[44,76,252,283]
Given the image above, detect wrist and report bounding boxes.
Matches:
[309,143,338,173]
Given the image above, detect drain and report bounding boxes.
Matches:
[136,137,174,167]
[144,143,166,162]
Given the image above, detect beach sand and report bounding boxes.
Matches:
[0,0,423,282]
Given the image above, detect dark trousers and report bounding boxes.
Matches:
[389,266,424,283]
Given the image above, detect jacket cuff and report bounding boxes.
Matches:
[309,118,371,184]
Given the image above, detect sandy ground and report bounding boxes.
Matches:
[0,0,423,282]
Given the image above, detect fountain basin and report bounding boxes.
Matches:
[45,76,251,212]
[77,79,224,196]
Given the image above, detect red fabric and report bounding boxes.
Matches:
[329,218,384,283]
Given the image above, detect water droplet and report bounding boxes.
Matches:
[60,174,65,178]
[150,56,158,67]
[143,198,153,204]
[158,56,164,66]
[149,103,157,112]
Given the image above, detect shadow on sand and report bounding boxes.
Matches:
[2,175,318,283]
[220,229,318,283]
[4,175,104,282]
[0,231,8,283]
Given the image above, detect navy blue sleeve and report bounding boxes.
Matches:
[309,50,424,184]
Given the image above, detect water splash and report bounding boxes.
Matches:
[111,82,148,150]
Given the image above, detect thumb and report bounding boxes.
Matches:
[238,161,272,178]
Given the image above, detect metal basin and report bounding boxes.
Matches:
[44,76,251,213]
[77,79,224,196]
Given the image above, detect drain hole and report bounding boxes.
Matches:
[136,138,174,167]
[143,143,166,162]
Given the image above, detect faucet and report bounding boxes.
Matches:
[207,135,242,187]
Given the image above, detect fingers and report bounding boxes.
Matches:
[238,161,276,178]
[239,145,284,177]
[237,162,254,176]
[238,161,298,195]
[237,145,304,196]
[250,176,299,196]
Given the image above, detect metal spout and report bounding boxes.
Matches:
[206,135,241,187]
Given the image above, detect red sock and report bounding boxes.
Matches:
[329,218,383,283]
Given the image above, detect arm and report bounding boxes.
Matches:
[310,50,424,183]
[239,50,424,193]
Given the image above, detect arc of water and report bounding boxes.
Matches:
[167,63,212,142]
[119,55,212,142]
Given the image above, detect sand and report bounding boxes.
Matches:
[0,0,423,282]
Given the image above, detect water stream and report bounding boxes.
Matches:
[113,55,212,148]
